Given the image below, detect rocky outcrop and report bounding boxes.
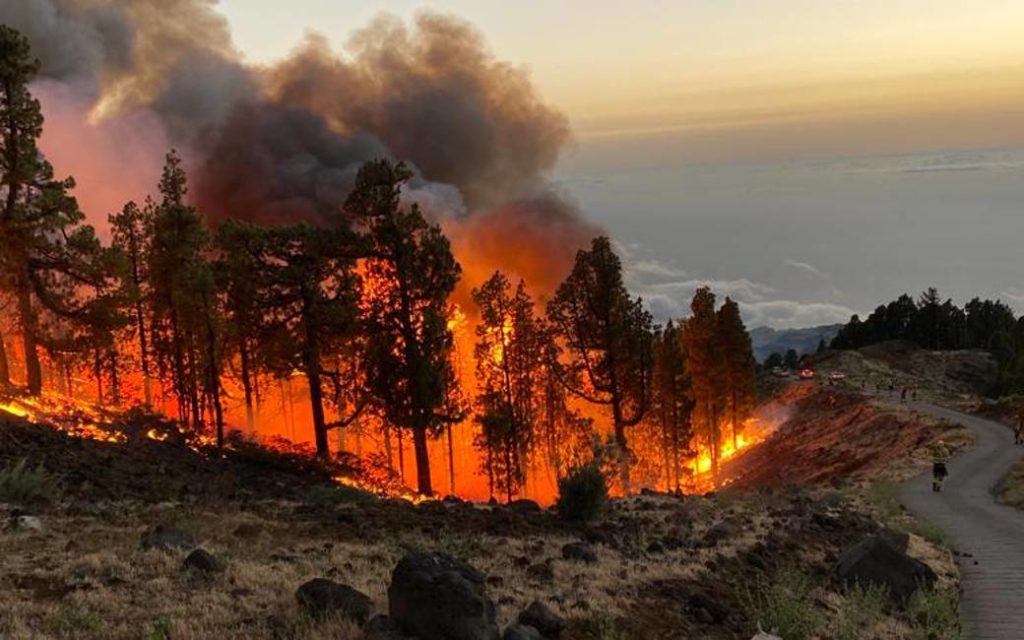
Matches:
[388,551,499,640]
[833,534,937,603]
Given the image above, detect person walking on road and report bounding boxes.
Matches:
[1014,410,1024,445]
[932,440,950,492]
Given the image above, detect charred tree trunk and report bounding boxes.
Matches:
[446,423,455,497]
[0,325,10,388]
[384,425,394,473]
[730,390,739,451]
[134,298,153,406]
[16,273,42,396]
[486,445,495,500]
[109,349,121,405]
[239,337,255,431]
[203,291,225,449]
[412,423,433,497]
[93,348,104,406]
[397,427,406,483]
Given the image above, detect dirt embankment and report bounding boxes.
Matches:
[723,384,969,491]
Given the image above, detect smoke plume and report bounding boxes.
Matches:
[1,0,596,288]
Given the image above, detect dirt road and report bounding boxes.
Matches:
[900,404,1024,639]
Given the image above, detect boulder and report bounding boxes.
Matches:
[879,528,910,554]
[508,499,542,514]
[364,614,406,640]
[560,542,597,564]
[517,601,565,638]
[834,534,937,604]
[296,578,372,624]
[503,624,542,640]
[183,549,223,573]
[525,561,554,583]
[388,551,499,640]
[141,525,195,551]
[14,515,43,531]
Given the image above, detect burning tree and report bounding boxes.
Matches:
[349,160,464,496]
[716,297,756,450]
[651,320,695,493]
[147,151,225,443]
[471,272,548,502]
[109,200,156,406]
[682,287,724,481]
[226,220,364,460]
[547,236,653,491]
[0,26,124,397]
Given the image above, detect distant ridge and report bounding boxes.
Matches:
[750,324,842,362]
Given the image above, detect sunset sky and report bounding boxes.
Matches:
[101,2,1024,326]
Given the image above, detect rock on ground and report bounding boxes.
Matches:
[503,624,542,640]
[517,601,565,638]
[388,551,499,640]
[833,534,937,604]
[183,548,223,573]
[364,614,406,640]
[295,578,372,624]
[560,542,597,563]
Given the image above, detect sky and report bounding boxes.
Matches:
[217,0,1024,328]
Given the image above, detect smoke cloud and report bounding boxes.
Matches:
[2,0,594,292]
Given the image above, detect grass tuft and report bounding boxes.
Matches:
[753,570,824,640]
[0,458,61,505]
[908,588,961,640]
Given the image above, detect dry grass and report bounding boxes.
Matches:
[0,496,765,639]
[995,457,1024,509]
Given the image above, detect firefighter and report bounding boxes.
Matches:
[932,440,950,492]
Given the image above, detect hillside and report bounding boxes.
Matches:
[0,392,960,640]
[750,324,842,361]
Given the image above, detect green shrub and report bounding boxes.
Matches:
[308,483,377,506]
[754,571,824,640]
[556,461,608,523]
[0,458,60,505]
[833,583,888,640]
[908,588,960,640]
[907,519,952,547]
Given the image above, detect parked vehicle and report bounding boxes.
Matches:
[770,367,791,378]
[829,371,847,382]
[799,368,816,380]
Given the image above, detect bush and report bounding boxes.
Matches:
[754,571,824,640]
[908,588,960,640]
[0,458,60,505]
[833,583,888,640]
[556,461,608,523]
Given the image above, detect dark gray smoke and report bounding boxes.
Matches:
[1,0,596,287]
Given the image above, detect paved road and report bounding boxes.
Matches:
[899,404,1024,639]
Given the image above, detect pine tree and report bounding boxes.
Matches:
[109,200,156,405]
[215,219,268,431]
[471,272,546,502]
[716,297,756,450]
[682,287,724,482]
[651,320,694,493]
[547,236,654,491]
[0,26,110,395]
[349,160,463,496]
[234,221,363,460]
[147,151,224,443]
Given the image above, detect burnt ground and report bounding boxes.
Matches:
[1,403,960,640]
